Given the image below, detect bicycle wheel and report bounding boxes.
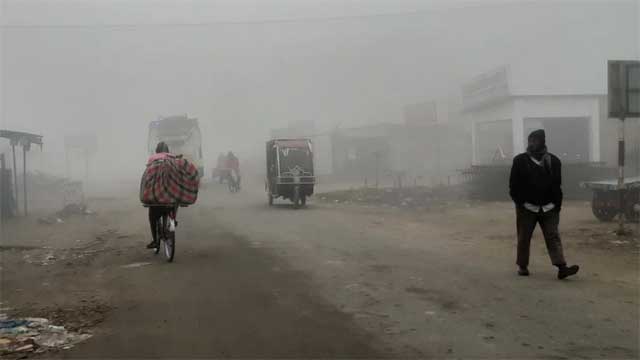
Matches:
[163,217,175,262]
[153,221,161,254]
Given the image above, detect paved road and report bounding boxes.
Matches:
[2,183,638,358]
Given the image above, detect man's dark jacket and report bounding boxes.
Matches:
[509,153,563,211]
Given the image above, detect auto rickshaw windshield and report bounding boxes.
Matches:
[279,147,313,173]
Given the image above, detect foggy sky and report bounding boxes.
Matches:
[0,0,638,183]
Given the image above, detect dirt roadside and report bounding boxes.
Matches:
[207,186,639,359]
[1,185,638,359]
[1,195,383,359]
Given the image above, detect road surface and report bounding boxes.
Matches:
[1,182,638,358]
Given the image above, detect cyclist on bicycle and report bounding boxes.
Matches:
[225,151,241,190]
[146,142,176,249]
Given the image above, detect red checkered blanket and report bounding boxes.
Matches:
[140,155,200,205]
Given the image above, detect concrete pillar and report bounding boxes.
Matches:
[512,99,525,156]
[590,99,601,162]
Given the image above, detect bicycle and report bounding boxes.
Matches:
[146,204,178,262]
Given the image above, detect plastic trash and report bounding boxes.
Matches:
[24,318,49,326]
[0,320,28,329]
[14,344,34,352]
[0,316,92,355]
[34,327,91,348]
[0,326,31,335]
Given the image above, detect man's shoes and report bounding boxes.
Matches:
[518,267,530,276]
[146,240,159,249]
[558,265,580,280]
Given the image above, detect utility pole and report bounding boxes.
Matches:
[612,63,626,236]
[617,112,626,235]
[22,142,27,216]
[608,60,639,236]
[0,153,5,224]
[373,150,381,188]
[84,148,89,194]
[11,142,17,211]
[436,124,442,185]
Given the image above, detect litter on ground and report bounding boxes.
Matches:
[0,315,92,356]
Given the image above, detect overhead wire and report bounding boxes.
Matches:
[0,7,450,29]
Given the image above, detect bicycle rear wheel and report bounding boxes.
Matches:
[153,222,161,254]
[163,217,175,262]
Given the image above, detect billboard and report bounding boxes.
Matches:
[608,60,640,118]
[404,101,437,126]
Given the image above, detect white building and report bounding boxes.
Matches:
[464,66,638,168]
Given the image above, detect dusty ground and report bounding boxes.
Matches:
[1,181,638,359]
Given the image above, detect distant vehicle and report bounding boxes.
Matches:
[227,171,240,193]
[212,153,228,184]
[212,167,229,184]
[266,139,315,209]
[148,115,204,178]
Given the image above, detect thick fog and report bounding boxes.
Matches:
[0,0,638,185]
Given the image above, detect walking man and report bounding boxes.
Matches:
[509,129,580,279]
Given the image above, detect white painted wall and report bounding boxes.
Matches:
[513,96,602,118]
[513,96,602,161]
[470,96,605,165]
[467,100,513,165]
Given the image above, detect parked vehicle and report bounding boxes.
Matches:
[581,176,640,222]
[265,139,315,208]
[211,167,228,184]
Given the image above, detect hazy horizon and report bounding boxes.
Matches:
[0,0,637,183]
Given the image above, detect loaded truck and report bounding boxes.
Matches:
[148,115,204,178]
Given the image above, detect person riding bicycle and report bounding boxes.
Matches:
[225,151,241,189]
[146,142,176,249]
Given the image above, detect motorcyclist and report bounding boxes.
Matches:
[146,142,175,249]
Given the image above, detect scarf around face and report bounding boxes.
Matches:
[527,144,552,174]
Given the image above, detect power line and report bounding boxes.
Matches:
[0,8,441,29]
[0,0,603,29]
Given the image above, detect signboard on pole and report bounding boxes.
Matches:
[64,134,98,154]
[608,60,640,119]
